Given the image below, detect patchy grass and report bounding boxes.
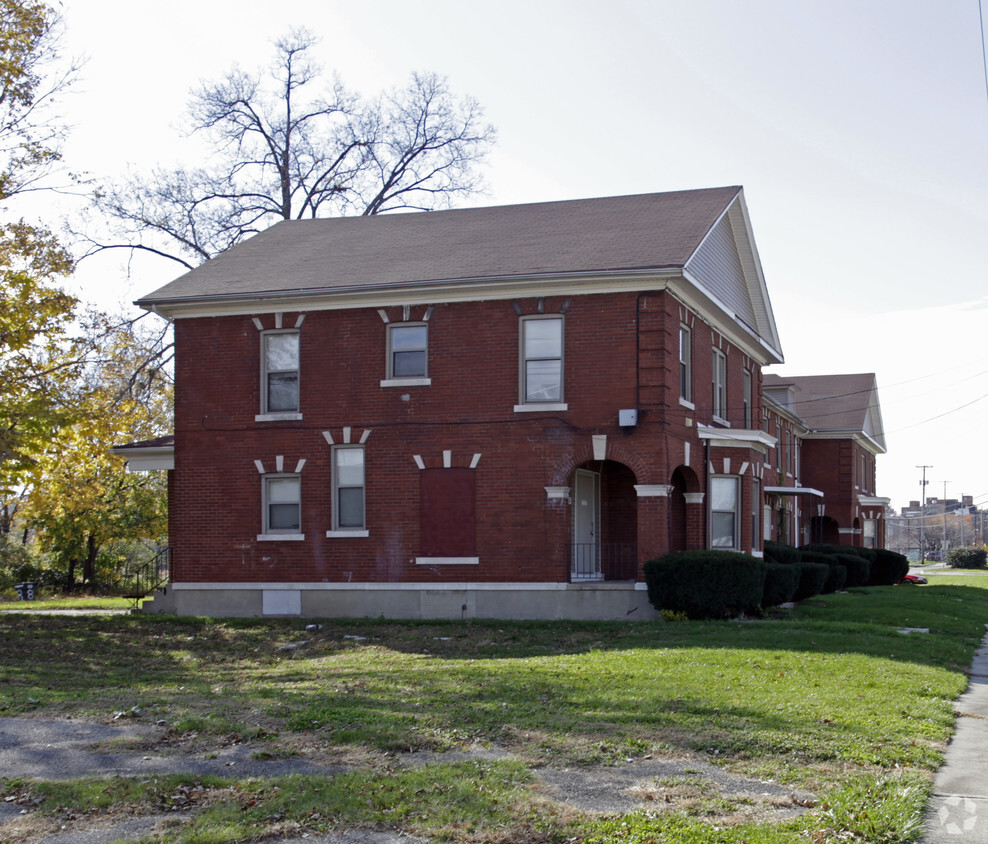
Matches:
[0,595,132,611]
[0,579,986,842]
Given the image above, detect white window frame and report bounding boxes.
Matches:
[259,474,303,541]
[381,322,431,387]
[257,330,302,421]
[679,324,693,406]
[516,315,567,411]
[751,477,760,553]
[328,445,368,537]
[710,475,740,550]
[742,369,752,428]
[712,348,727,422]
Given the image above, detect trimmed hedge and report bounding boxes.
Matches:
[946,546,987,569]
[644,550,766,620]
[836,553,871,587]
[869,548,910,584]
[764,541,802,564]
[802,543,876,564]
[800,550,845,594]
[793,562,829,602]
[763,562,800,606]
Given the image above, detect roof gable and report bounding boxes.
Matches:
[762,373,886,453]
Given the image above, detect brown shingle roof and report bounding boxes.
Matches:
[138,186,742,305]
[763,373,885,449]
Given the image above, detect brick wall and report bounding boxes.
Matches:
[171,290,770,583]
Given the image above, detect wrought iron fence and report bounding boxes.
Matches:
[568,542,638,582]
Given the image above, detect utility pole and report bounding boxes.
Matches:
[943,480,950,559]
[917,465,932,563]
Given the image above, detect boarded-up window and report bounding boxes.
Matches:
[420,468,476,557]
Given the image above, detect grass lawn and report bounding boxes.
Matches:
[0,576,986,842]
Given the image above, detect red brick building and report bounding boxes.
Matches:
[762,373,888,549]
[123,187,886,619]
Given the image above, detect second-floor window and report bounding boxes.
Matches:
[743,369,752,427]
[388,323,428,379]
[679,325,692,403]
[712,349,727,420]
[262,331,299,414]
[521,316,563,403]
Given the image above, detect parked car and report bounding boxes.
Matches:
[898,574,928,585]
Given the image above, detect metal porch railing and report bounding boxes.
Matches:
[121,546,170,610]
[568,542,638,582]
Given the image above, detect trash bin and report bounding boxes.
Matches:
[13,582,36,601]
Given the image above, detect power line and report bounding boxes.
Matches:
[981,0,988,106]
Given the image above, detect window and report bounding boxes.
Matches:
[742,369,752,428]
[712,349,727,420]
[520,316,563,404]
[333,446,365,531]
[262,474,301,537]
[261,331,299,415]
[710,476,739,549]
[679,325,692,403]
[388,323,428,380]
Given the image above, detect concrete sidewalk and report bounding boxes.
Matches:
[922,632,988,842]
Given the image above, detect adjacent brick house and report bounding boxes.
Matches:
[762,373,888,549]
[122,186,886,619]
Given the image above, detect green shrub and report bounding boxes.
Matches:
[764,541,802,564]
[802,543,876,564]
[643,550,766,620]
[836,553,871,587]
[869,548,910,584]
[793,562,829,602]
[946,546,987,569]
[799,550,845,594]
[762,562,799,606]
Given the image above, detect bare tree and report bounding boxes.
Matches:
[79,29,496,271]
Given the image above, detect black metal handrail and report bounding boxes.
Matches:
[122,546,170,610]
[568,542,638,582]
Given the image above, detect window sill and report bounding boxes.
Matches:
[513,402,568,413]
[679,398,695,410]
[257,533,305,541]
[255,412,303,422]
[415,557,480,565]
[380,377,431,388]
[326,530,370,538]
[712,415,731,427]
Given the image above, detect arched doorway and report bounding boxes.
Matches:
[810,515,840,545]
[570,460,637,581]
[669,466,700,552]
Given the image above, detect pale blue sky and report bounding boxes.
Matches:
[49,0,988,511]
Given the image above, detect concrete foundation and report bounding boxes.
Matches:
[141,581,660,621]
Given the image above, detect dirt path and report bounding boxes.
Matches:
[0,717,813,843]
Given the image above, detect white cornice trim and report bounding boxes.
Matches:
[139,266,784,366]
[697,425,777,451]
[140,269,680,318]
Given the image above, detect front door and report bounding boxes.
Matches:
[572,469,601,580]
